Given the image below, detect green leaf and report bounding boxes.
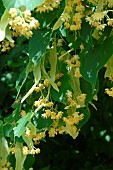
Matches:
[4,106,21,123]
[21,62,41,103]
[52,17,63,32]
[80,20,93,46]
[80,78,98,106]
[22,133,34,150]
[107,0,113,5]
[35,0,65,28]
[42,57,59,92]
[13,111,32,137]
[66,29,81,50]
[33,61,41,84]
[24,155,35,170]
[0,137,9,166]
[3,0,44,10]
[51,62,71,103]
[0,9,9,41]
[16,60,33,98]
[29,29,52,66]
[0,120,3,138]
[80,36,113,90]
[15,142,26,170]
[5,26,14,42]
[105,55,113,79]
[33,110,53,130]
[77,108,90,129]
[49,39,57,82]
[3,123,13,137]
[11,99,21,109]
[51,74,71,103]
[0,1,5,17]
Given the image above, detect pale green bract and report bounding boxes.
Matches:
[2,0,45,10]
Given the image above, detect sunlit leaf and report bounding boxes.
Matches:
[42,57,59,92]
[0,137,9,166]
[3,0,44,10]
[0,9,9,41]
[49,39,57,82]
[51,62,71,103]
[21,61,41,103]
[22,133,34,150]
[16,60,33,98]
[52,17,63,32]
[107,0,113,5]
[13,111,32,137]
[15,142,26,170]
[105,55,113,79]
[5,26,14,42]
[33,61,41,84]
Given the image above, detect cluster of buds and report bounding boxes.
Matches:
[0,39,15,52]
[62,0,84,31]
[22,146,40,155]
[36,0,61,13]
[105,87,113,97]
[86,11,107,30]
[9,8,40,38]
[1,162,13,170]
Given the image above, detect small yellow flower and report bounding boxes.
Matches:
[64,22,70,28]
[48,127,57,137]
[22,146,29,155]
[66,90,72,98]
[35,148,40,154]
[30,149,36,155]
[105,88,113,97]
[44,79,50,87]
[61,13,71,22]
[9,8,17,18]
[57,81,61,87]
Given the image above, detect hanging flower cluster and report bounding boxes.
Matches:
[9,8,40,38]
[35,0,61,13]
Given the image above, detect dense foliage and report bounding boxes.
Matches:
[0,0,113,169]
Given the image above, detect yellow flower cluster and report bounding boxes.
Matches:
[108,2,113,8]
[22,146,40,155]
[86,11,107,30]
[34,79,50,92]
[65,55,81,78]
[87,0,98,5]
[33,131,46,144]
[62,124,78,139]
[9,147,19,154]
[0,39,15,52]
[63,112,83,125]
[20,110,27,117]
[47,111,83,139]
[55,72,64,79]
[105,87,113,97]
[62,0,84,31]
[34,98,53,108]
[0,162,13,170]
[57,38,63,47]
[42,110,63,119]
[40,97,84,139]
[48,121,64,137]
[65,91,86,109]
[36,0,61,13]
[9,8,40,38]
